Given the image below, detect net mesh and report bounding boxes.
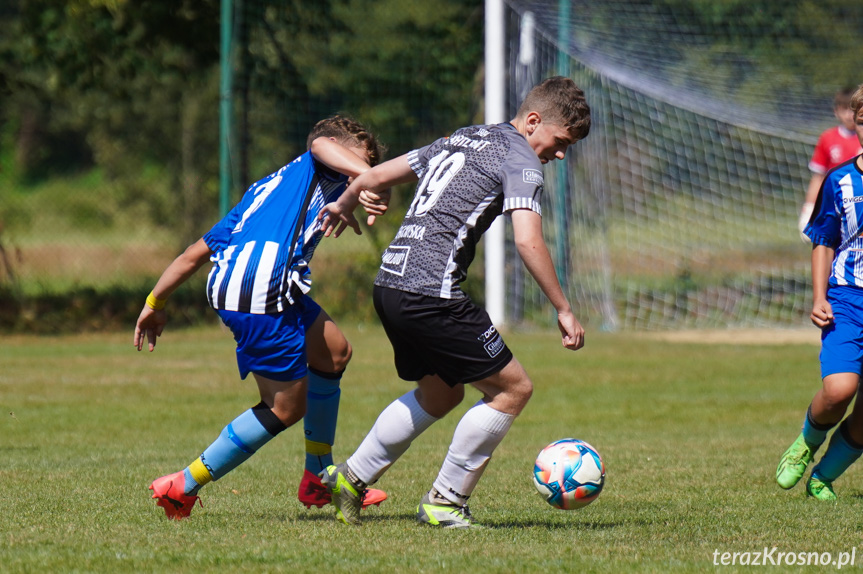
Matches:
[231,0,481,201]
[504,0,863,330]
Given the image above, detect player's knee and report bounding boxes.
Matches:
[502,360,533,406]
[821,391,854,413]
[308,338,351,373]
[510,377,533,409]
[821,379,858,411]
[331,340,352,373]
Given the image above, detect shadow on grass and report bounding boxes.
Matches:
[293,512,404,524]
[294,512,624,530]
[483,519,623,530]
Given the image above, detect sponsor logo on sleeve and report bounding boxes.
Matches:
[523,169,544,186]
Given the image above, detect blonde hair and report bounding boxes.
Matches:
[850,84,863,115]
[516,76,591,140]
[306,115,385,167]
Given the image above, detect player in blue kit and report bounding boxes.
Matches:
[776,84,863,500]
[318,77,590,527]
[134,116,386,519]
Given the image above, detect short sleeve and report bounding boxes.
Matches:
[406,137,448,178]
[500,139,543,215]
[203,200,244,252]
[805,175,841,248]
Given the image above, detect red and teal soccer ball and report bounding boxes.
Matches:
[533,438,605,510]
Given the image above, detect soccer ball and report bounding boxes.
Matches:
[533,438,605,510]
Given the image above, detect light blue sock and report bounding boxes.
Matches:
[196,403,286,487]
[801,405,834,449]
[304,368,341,474]
[812,421,863,482]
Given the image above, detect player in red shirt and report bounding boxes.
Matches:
[799,87,863,240]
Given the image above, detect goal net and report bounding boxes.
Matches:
[502,0,863,330]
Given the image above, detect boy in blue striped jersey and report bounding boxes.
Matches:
[776,83,863,500]
[134,116,387,519]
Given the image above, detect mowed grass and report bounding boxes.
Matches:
[2,325,861,573]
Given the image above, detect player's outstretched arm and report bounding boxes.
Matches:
[810,244,835,329]
[511,209,584,350]
[309,137,372,180]
[134,238,214,352]
[320,154,417,237]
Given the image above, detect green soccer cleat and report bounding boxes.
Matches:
[806,475,837,501]
[416,490,478,529]
[319,463,363,525]
[776,433,816,490]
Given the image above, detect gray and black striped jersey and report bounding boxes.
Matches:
[374,122,544,299]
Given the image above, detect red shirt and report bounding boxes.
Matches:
[809,126,862,174]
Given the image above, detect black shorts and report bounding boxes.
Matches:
[373,285,513,387]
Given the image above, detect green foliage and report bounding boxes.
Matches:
[656,0,862,101]
[0,0,483,259]
[234,0,483,214]
[0,0,222,242]
[0,279,214,334]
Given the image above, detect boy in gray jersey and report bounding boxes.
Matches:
[319,76,590,528]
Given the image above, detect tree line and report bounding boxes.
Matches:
[0,0,483,243]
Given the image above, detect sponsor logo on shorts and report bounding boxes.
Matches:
[380,246,410,276]
[477,325,505,358]
[476,325,497,342]
[484,336,506,358]
[523,168,543,186]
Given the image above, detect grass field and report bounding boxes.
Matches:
[2,324,861,573]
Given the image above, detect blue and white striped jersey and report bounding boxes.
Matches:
[806,156,863,288]
[203,151,348,314]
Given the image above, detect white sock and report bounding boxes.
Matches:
[347,390,438,484]
[432,401,515,506]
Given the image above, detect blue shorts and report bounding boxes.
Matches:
[217,296,323,382]
[820,286,863,378]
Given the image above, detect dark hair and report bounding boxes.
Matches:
[306,115,385,166]
[516,76,591,140]
[834,87,856,110]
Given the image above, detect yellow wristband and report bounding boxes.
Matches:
[146,291,166,311]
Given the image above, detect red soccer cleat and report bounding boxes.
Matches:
[297,469,387,509]
[149,470,202,520]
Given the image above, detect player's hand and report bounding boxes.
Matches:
[359,188,390,215]
[557,310,585,351]
[320,201,361,237]
[134,305,167,352]
[359,188,391,227]
[810,298,834,329]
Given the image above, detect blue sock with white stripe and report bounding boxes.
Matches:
[303,368,341,474]
[812,420,863,482]
[184,403,287,494]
